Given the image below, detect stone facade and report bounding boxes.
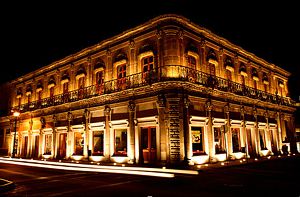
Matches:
[0,14,297,165]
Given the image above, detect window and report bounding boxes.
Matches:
[259,129,267,150]
[38,91,42,101]
[241,75,245,85]
[78,77,85,89]
[93,131,104,156]
[63,82,69,102]
[142,56,154,82]
[74,132,84,155]
[232,128,241,152]
[214,127,226,154]
[209,63,216,75]
[117,64,126,90]
[187,55,196,69]
[191,127,204,155]
[264,84,268,92]
[96,71,104,85]
[44,134,52,155]
[27,94,31,104]
[50,87,54,97]
[253,80,257,89]
[226,70,232,81]
[18,97,21,107]
[114,129,127,156]
[63,82,69,94]
[96,71,104,94]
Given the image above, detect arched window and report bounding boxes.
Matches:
[262,73,269,92]
[239,63,247,85]
[142,56,154,72]
[187,55,196,69]
[252,68,258,89]
[117,63,126,90]
[209,63,216,75]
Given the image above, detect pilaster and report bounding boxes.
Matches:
[128,100,136,164]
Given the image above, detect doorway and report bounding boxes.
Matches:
[58,133,67,159]
[141,127,156,163]
[32,135,39,158]
[246,128,256,157]
[23,136,28,158]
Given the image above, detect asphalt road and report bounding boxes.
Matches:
[1,156,300,197]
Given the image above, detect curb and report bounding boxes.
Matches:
[0,178,15,193]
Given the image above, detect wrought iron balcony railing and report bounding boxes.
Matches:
[13,65,295,113]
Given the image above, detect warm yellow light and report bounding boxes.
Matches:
[13,111,20,117]
[221,162,225,166]
[254,158,258,161]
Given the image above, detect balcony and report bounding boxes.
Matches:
[13,65,295,113]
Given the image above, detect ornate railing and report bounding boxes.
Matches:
[13,65,295,113]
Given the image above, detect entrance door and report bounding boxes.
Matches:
[58,133,67,159]
[23,136,28,158]
[32,135,39,158]
[246,128,255,157]
[141,127,156,163]
[270,130,277,153]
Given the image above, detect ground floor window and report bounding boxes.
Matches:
[74,132,84,155]
[114,129,127,156]
[232,128,241,152]
[259,129,267,150]
[214,127,226,154]
[93,131,104,156]
[44,134,52,155]
[191,127,204,156]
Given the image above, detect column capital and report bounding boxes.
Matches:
[104,105,111,116]
[156,94,166,108]
[205,100,213,112]
[128,100,136,112]
[67,111,73,122]
[156,29,163,39]
[84,109,90,120]
[129,40,135,50]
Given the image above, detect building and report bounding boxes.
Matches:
[0,14,297,166]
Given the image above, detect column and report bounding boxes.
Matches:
[253,107,260,156]
[200,39,206,72]
[166,94,182,163]
[106,49,112,81]
[241,106,248,158]
[104,106,111,161]
[156,94,168,163]
[183,96,192,164]
[128,40,136,75]
[275,111,283,154]
[128,100,136,164]
[156,29,163,80]
[83,109,90,159]
[218,47,224,77]
[67,112,73,158]
[206,100,214,162]
[52,114,57,158]
[224,104,232,158]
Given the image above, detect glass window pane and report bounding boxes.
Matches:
[74,132,84,155]
[93,131,104,155]
[115,129,127,156]
[44,134,52,155]
[191,127,204,155]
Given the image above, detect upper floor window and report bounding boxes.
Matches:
[232,128,241,152]
[209,63,216,75]
[50,86,54,97]
[78,77,85,89]
[239,63,247,85]
[191,126,205,156]
[142,56,154,72]
[63,82,69,94]
[117,64,126,90]
[262,73,269,92]
[252,68,259,89]
[187,55,196,69]
[226,69,232,81]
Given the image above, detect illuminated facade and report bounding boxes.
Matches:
[0,14,297,165]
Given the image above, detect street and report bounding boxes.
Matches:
[1,156,300,197]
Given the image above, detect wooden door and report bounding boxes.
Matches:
[141,127,156,164]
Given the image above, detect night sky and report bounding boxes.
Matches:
[1,1,299,101]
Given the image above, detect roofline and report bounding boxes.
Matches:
[10,14,291,84]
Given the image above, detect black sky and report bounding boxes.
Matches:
[1,1,299,101]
